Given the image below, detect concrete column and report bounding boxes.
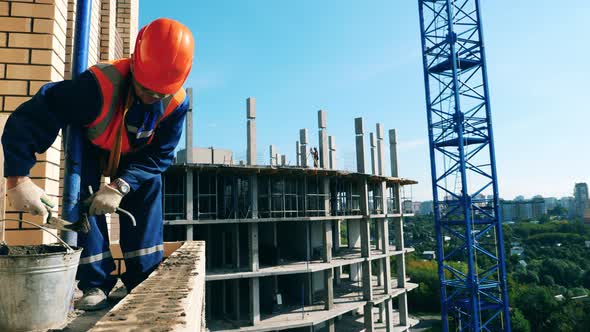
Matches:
[385,298,394,332]
[247,97,256,165]
[300,129,308,167]
[329,136,336,169]
[376,123,385,175]
[388,129,398,177]
[233,279,240,320]
[324,268,334,310]
[381,181,389,254]
[323,220,333,262]
[281,154,287,166]
[269,145,277,166]
[360,179,371,258]
[377,259,383,287]
[327,319,336,332]
[186,88,194,162]
[370,132,377,175]
[249,223,259,271]
[318,110,329,169]
[185,170,194,240]
[234,224,240,268]
[399,292,409,326]
[394,218,406,287]
[364,302,374,332]
[384,256,392,294]
[335,266,342,285]
[250,175,258,219]
[334,220,341,251]
[222,281,227,315]
[348,220,361,249]
[355,117,366,173]
[185,89,194,239]
[249,277,260,325]
[296,141,301,166]
[378,302,385,323]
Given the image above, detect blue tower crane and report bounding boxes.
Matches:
[416,0,511,331]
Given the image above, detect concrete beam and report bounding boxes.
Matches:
[90,242,206,332]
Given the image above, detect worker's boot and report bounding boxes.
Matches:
[75,287,108,311]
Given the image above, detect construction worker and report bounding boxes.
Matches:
[2,18,194,310]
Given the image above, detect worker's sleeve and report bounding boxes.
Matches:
[2,71,101,177]
[118,96,189,191]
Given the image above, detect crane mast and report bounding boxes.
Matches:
[417,0,511,330]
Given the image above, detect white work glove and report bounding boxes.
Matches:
[88,185,123,215]
[6,178,53,219]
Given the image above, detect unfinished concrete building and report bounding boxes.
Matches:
[161,98,418,331]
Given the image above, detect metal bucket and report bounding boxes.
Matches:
[0,219,82,332]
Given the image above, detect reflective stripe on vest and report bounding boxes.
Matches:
[86,58,186,153]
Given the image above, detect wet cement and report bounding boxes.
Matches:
[0,243,68,256]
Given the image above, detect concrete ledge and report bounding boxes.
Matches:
[90,241,206,332]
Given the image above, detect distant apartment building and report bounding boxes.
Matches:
[418,201,433,215]
[574,183,590,221]
[544,197,558,211]
[500,197,546,222]
[561,196,576,219]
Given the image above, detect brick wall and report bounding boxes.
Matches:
[0,0,138,245]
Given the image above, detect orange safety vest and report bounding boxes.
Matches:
[86,58,186,154]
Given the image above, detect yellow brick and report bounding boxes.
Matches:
[4,96,30,111]
[0,64,5,79]
[0,80,28,96]
[50,64,62,81]
[0,32,6,47]
[8,32,52,49]
[29,80,48,95]
[32,18,53,33]
[0,48,29,63]
[30,49,51,64]
[36,146,61,165]
[0,17,32,32]
[0,96,3,110]
[30,161,60,179]
[4,230,44,245]
[6,64,52,80]
[31,177,59,196]
[0,2,8,16]
[11,2,55,19]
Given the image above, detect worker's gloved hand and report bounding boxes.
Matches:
[88,185,123,215]
[6,177,53,219]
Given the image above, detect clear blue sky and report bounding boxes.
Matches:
[140,1,590,201]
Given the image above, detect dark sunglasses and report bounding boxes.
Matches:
[134,80,170,99]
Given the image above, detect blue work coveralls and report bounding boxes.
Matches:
[1,68,189,293]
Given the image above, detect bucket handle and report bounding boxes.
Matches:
[1,218,75,253]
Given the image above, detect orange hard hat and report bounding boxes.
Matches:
[133,18,194,95]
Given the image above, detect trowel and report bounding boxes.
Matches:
[41,198,91,233]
